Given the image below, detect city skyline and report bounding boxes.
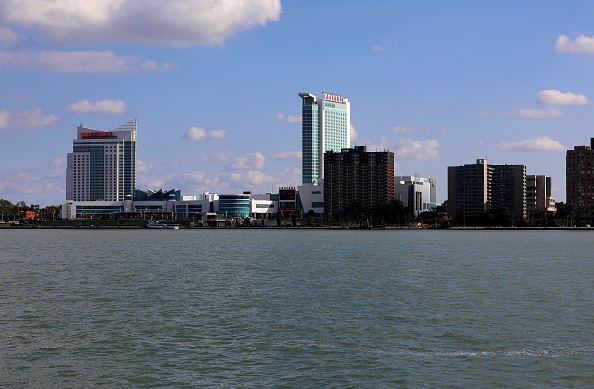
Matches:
[2,1,594,206]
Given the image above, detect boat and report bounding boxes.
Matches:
[146,220,180,229]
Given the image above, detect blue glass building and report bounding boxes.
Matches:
[299,92,350,185]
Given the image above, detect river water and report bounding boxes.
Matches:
[1,229,593,387]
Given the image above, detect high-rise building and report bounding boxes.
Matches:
[526,175,556,217]
[66,119,137,201]
[299,91,350,185]
[448,159,526,220]
[566,139,594,217]
[448,159,490,220]
[489,164,526,219]
[324,146,394,219]
[395,174,437,217]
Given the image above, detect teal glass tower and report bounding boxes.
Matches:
[299,92,350,185]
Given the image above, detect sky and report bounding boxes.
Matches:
[2,0,594,207]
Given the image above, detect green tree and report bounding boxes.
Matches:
[555,202,577,226]
[0,199,16,222]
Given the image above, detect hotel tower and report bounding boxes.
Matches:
[66,119,137,201]
[299,91,350,184]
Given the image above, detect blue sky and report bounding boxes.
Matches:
[2,0,594,206]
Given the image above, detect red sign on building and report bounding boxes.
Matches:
[323,92,344,103]
[80,131,116,139]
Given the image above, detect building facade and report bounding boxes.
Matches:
[448,159,526,220]
[395,175,437,217]
[566,139,594,217]
[299,91,350,185]
[66,120,137,201]
[324,146,394,219]
[448,159,490,220]
[489,164,526,219]
[526,175,556,218]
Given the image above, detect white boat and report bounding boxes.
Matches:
[146,220,180,229]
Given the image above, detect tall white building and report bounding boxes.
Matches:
[66,120,137,201]
[299,91,350,184]
[395,174,437,217]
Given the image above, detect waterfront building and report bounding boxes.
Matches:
[448,159,526,220]
[489,164,526,219]
[299,92,350,185]
[324,146,394,219]
[526,175,556,218]
[297,183,324,215]
[448,159,490,220]
[216,193,252,219]
[136,188,181,201]
[395,175,437,217]
[66,120,137,201]
[566,139,594,217]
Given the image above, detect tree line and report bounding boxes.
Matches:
[0,199,61,222]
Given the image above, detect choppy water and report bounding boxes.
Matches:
[1,229,594,387]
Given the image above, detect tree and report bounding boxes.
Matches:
[0,199,16,222]
[494,207,515,227]
[555,202,577,226]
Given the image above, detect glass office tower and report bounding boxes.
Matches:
[299,92,350,185]
[66,119,137,201]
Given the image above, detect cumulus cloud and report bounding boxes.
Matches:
[350,124,358,144]
[271,151,301,160]
[555,34,594,53]
[199,151,234,162]
[0,49,174,74]
[184,127,226,141]
[0,107,58,130]
[0,27,18,45]
[0,159,65,200]
[0,110,9,129]
[137,160,154,173]
[0,0,281,46]
[497,136,566,152]
[228,153,266,170]
[65,99,127,114]
[510,107,563,119]
[388,126,414,133]
[395,139,439,160]
[537,89,591,106]
[276,113,301,123]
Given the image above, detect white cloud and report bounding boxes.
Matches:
[395,139,439,160]
[277,113,301,123]
[0,110,9,129]
[271,151,301,160]
[510,107,563,119]
[65,99,127,114]
[0,159,65,202]
[555,34,594,53]
[199,151,233,162]
[184,127,226,141]
[371,44,385,52]
[477,111,492,118]
[137,160,154,173]
[0,107,58,130]
[0,27,18,45]
[498,136,566,152]
[228,153,266,170]
[388,126,414,133]
[537,89,592,106]
[0,49,174,74]
[0,0,281,46]
[350,124,358,144]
